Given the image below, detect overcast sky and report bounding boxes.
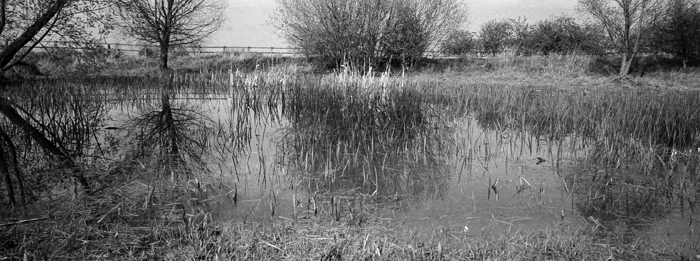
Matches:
[209,0,581,48]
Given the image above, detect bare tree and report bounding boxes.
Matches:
[578,0,665,76]
[0,0,112,73]
[113,0,225,70]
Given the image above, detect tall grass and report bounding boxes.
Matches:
[279,70,461,199]
[487,53,594,76]
[437,75,700,231]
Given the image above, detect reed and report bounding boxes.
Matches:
[438,79,700,231]
[277,70,460,199]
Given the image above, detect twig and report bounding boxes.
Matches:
[0,216,49,227]
[260,240,283,252]
[98,203,122,224]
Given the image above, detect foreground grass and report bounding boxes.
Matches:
[1,185,689,261]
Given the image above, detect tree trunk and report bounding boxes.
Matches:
[0,0,7,37]
[619,53,634,77]
[159,93,189,180]
[161,93,179,155]
[0,0,67,70]
[159,44,169,70]
[619,59,632,77]
[0,127,26,205]
[0,142,15,207]
[0,97,90,192]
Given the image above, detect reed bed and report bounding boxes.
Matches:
[434,79,700,232]
[278,70,461,199]
[450,81,700,163]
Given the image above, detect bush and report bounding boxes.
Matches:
[170,46,191,57]
[524,16,606,55]
[18,45,113,75]
[138,46,158,57]
[440,30,473,56]
[479,20,512,56]
[652,0,700,63]
[274,0,467,70]
[477,16,606,56]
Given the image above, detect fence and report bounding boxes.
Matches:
[40,41,302,57]
[39,41,459,58]
[38,41,621,59]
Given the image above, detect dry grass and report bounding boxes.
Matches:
[416,53,700,93]
[0,161,235,260]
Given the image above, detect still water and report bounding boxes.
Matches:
[105,90,697,251]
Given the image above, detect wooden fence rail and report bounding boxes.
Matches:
[38,41,459,58]
[35,41,620,58]
[40,41,304,56]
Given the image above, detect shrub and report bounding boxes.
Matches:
[653,0,700,63]
[525,16,606,55]
[138,46,158,57]
[479,20,512,56]
[440,30,473,56]
[274,0,467,70]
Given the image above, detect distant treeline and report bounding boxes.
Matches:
[442,2,700,63]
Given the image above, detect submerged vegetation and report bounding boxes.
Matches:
[1,53,699,260]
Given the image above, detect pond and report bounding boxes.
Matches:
[3,72,698,256]
[100,79,697,252]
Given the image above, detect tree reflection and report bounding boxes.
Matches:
[124,90,215,181]
[0,85,107,206]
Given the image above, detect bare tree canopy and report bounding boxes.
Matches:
[578,0,665,76]
[274,0,467,70]
[113,0,225,69]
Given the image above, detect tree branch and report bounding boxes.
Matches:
[0,0,67,70]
